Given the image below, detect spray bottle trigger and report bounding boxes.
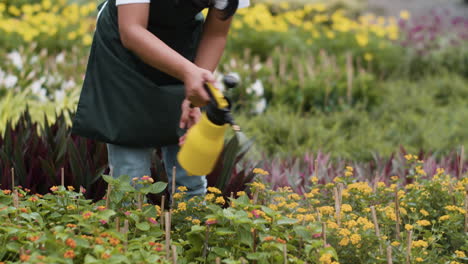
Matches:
[204,83,229,109]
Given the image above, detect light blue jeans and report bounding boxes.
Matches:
[106,144,207,197]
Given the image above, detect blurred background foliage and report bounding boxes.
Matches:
[0,0,467,162]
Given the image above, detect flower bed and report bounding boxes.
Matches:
[1,158,466,263]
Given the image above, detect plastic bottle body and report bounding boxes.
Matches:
[177,113,227,176]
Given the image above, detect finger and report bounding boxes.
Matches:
[179,110,189,129]
[202,71,215,83]
[178,134,187,146]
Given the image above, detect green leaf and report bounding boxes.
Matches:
[140,182,167,195]
[294,226,310,239]
[84,254,99,264]
[136,222,150,231]
[277,217,299,225]
[102,175,114,184]
[238,227,253,247]
[215,228,236,236]
[97,209,116,222]
[319,246,339,261]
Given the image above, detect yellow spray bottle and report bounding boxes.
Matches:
[177,76,240,176]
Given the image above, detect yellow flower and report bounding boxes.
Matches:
[416,220,431,226]
[177,202,187,211]
[350,234,361,245]
[327,220,339,229]
[400,10,410,20]
[207,187,221,194]
[391,241,400,247]
[237,191,246,196]
[341,204,352,212]
[364,53,373,61]
[355,33,369,47]
[412,240,428,248]
[439,215,450,221]
[415,257,423,262]
[177,186,188,192]
[251,182,266,190]
[205,193,215,201]
[215,196,225,205]
[252,168,269,175]
[339,237,349,246]
[192,219,201,225]
[173,193,183,200]
[319,206,335,215]
[420,209,429,216]
[319,253,333,264]
[405,224,413,231]
[310,176,319,184]
[455,250,466,258]
[288,193,301,201]
[338,228,351,237]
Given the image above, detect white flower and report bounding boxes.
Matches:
[251,79,264,96]
[4,74,18,89]
[30,55,39,64]
[253,63,263,72]
[254,98,267,114]
[30,80,43,94]
[54,89,66,101]
[56,52,65,64]
[61,79,76,90]
[7,51,23,70]
[38,88,47,102]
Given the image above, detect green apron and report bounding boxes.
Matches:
[72,0,204,147]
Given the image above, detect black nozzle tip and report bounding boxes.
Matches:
[223,73,240,89]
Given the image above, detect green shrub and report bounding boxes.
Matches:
[236,74,468,160]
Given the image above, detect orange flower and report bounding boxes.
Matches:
[28,196,38,202]
[101,252,111,259]
[276,238,286,244]
[66,224,77,228]
[20,208,28,213]
[66,238,76,248]
[100,232,110,238]
[263,236,275,242]
[50,186,59,192]
[109,237,120,246]
[28,235,40,242]
[20,254,30,261]
[2,190,11,195]
[64,250,75,259]
[95,238,104,245]
[82,211,93,219]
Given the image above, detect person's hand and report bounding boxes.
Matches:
[183,66,214,107]
[179,99,202,146]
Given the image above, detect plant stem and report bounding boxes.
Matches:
[165,211,171,259]
[406,230,412,264]
[371,206,383,254]
[386,245,393,264]
[61,167,64,187]
[395,188,400,240]
[172,166,176,205]
[172,245,177,264]
[322,222,327,247]
[283,243,287,264]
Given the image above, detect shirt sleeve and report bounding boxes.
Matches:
[214,0,250,10]
[116,0,150,6]
[238,0,250,9]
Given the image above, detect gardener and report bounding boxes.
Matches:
[71,0,249,197]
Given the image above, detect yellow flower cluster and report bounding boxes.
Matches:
[234,3,402,47]
[347,182,373,195]
[0,0,96,46]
